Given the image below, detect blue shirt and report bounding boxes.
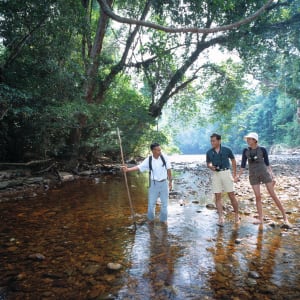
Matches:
[206,145,235,169]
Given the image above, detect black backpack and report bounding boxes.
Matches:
[148,155,167,186]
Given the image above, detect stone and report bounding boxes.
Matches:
[82,264,100,275]
[248,271,260,279]
[79,170,92,176]
[206,204,215,209]
[0,181,10,189]
[28,253,46,261]
[58,172,74,182]
[246,278,257,286]
[281,222,292,229]
[24,177,44,184]
[107,262,122,270]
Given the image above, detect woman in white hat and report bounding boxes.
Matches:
[235,132,288,225]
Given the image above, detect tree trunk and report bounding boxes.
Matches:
[149,36,227,118]
[95,0,152,103]
[84,0,113,103]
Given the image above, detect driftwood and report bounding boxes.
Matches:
[33,163,57,174]
[0,159,53,167]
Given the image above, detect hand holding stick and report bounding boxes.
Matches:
[117,128,137,230]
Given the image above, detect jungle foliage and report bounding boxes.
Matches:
[0,0,299,163]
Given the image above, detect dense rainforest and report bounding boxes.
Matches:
[1,0,300,165]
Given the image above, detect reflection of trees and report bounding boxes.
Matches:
[118,224,181,299]
[208,225,284,299]
[146,224,176,298]
[247,226,282,296]
[208,227,242,299]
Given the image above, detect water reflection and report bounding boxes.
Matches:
[209,227,241,299]
[118,223,183,299]
[0,170,299,299]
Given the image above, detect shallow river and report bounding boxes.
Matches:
[0,155,299,299]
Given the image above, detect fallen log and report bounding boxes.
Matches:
[0,159,52,167]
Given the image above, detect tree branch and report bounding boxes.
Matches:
[98,0,274,34]
[149,35,228,117]
[3,18,47,70]
[95,0,152,102]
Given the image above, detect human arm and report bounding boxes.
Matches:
[261,147,275,182]
[267,165,275,185]
[234,167,245,182]
[167,168,173,190]
[207,161,217,171]
[122,156,150,173]
[206,152,217,171]
[234,148,247,182]
[231,158,237,177]
[261,147,270,166]
[122,165,140,172]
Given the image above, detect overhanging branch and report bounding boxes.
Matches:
[98,0,274,34]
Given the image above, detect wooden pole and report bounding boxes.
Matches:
[117,128,137,230]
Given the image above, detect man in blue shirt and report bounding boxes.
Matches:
[206,133,240,226]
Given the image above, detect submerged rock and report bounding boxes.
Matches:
[83,264,100,275]
[58,172,74,181]
[206,204,215,209]
[107,262,122,271]
[248,271,260,279]
[28,253,46,261]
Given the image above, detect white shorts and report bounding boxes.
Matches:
[212,169,234,193]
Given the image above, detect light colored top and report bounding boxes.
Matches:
[138,154,171,181]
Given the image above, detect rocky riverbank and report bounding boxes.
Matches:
[0,158,120,202]
[1,154,300,217]
[170,154,300,227]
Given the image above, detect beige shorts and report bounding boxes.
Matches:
[212,169,234,193]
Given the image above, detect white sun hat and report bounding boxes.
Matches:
[244,132,258,142]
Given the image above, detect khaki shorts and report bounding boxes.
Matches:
[212,169,234,193]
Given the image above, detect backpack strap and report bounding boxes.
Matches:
[160,154,167,168]
[148,155,167,187]
[148,156,152,187]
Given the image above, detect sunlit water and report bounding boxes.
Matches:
[0,155,299,299]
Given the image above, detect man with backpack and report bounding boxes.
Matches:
[122,142,172,225]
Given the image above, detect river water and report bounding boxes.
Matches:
[0,155,299,299]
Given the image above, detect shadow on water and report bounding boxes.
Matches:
[0,167,299,299]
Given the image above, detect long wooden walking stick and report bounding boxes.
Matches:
[117,128,137,230]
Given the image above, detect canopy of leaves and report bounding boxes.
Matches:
[0,0,299,162]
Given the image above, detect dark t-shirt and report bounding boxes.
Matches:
[241,146,270,176]
[206,145,235,169]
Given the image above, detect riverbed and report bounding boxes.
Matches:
[0,155,299,299]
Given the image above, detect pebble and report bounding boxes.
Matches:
[28,253,46,261]
[107,262,122,271]
[83,264,101,275]
[248,271,260,279]
[206,204,215,209]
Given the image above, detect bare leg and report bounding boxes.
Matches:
[215,193,224,226]
[251,184,263,224]
[228,192,240,223]
[265,182,288,223]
